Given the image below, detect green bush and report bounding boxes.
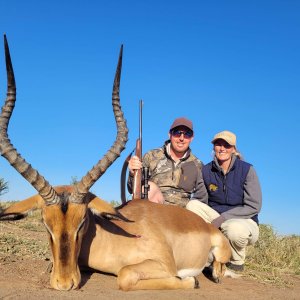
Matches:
[0,177,9,196]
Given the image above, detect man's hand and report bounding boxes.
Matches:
[128,155,143,175]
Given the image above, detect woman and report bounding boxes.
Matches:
[186,130,262,272]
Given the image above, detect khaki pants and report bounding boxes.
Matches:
[186,200,259,266]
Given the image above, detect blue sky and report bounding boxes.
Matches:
[0,0,299,235]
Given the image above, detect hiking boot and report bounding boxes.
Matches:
[226,262,244,272]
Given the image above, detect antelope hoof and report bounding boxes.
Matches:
[213,277,221,284]
[194,276,200,289]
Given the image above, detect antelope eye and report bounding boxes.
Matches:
[75,217,87,242]
[43,221,54,243]
[77,216,87,232]
[43,220,51,233]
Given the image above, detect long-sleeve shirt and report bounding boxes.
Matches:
[128,140,208,207]
[202,155,262,225]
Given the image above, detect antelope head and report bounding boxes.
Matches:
[0,35,128,290]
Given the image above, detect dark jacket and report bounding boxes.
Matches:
[202,155,262,224]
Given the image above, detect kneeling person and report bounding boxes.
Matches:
[187,130,262,272]
[127,117,208,207]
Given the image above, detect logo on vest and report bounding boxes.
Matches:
[208,184,218,192]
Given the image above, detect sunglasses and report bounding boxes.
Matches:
[171,129,193,139]
[214,142,233,149]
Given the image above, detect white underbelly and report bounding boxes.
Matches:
[177,268,203,278]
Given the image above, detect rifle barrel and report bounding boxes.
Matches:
[139,99,143,155]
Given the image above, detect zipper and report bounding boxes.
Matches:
[223,174,228,203]
[172,162,175,180]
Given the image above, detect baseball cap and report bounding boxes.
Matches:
[170,117,193,132]
[211,130,236,146]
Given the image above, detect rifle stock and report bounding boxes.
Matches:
[132,138,142,200]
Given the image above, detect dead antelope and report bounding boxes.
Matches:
[0,35,231,291]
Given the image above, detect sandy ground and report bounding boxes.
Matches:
[1,253,300,299]
[0,219,299,300]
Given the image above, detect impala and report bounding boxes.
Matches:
[0,35,231,291]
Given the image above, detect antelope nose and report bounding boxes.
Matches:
[56,279,74,291]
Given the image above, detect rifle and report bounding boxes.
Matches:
[132,100,143,200]
[120,100,149,203]
[132,100,150,200]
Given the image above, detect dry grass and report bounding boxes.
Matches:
[245,224,300,286]
[0,232,49,259]
[0,204,49,260]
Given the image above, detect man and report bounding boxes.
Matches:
[127,117,208,207]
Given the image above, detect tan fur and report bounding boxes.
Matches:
[1,186,231,291]
[208,224,232,281]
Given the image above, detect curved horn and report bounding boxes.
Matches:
[70,45,128,204]
[0,35,60,205]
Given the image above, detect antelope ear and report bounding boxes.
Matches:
[100,211,132,222]
[0,194,44,221]
[87,195,131,222]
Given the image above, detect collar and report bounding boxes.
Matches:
[212,154,238,173]
[163,140,191,162]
